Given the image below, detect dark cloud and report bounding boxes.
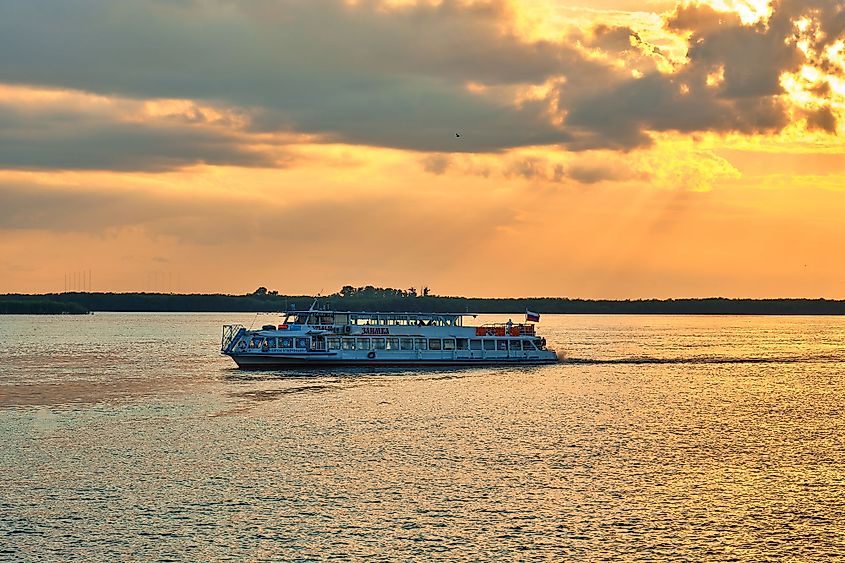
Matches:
[0,0,841,163]
[556,0,845,149]
[420,153,635,185]
[505,157,554,181]
[563,73,792,151]
[421,155,451,175]
[503,155,636,185]
[805,106,838,133]
[0,0,577,154]
[567,161,634,184]
[0,101,283,171]
[670,3,802,99]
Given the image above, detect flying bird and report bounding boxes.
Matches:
[455,133,461,138]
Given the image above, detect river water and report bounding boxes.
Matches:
[2,313,844,560]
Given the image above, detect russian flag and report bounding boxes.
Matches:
[526,310,540,322]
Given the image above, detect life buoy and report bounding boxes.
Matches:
[367,351,376,359]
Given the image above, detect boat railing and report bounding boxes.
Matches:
[221,324,245,353]
[475,323,536,337]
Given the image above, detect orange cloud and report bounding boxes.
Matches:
[2,0,845,298]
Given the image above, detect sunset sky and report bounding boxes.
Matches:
[1,0,844,298]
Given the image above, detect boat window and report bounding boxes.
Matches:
[414,338,427,350]
[266,337,276,348]
[294,315,307,324]
[372,338,386,350]
[456,338,469,350]
[320,315,334,325]
[497,340,508,351]
[335,314,349,324]
[483,340,496,350]
[509,340,521,350]
[386,337,400,350]
[296,338,309,349]
[280,337,293,348]
[523,340,536,350]
[429,339,442,350]
[400,338,414,350]
[470,339,482,350]
[342,338,355,350]
[249,337,262,349]
[443,339,455,350]
[356,338,370,350]
[327,337,341,350]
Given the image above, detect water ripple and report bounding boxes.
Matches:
[2,313,845,560]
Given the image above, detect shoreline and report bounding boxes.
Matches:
[5,292,845,315]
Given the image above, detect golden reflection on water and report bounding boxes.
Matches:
[2,314,845,559]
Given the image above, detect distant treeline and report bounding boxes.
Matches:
[0,299,89,315]
[4,285,845,315]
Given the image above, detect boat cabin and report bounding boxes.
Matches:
[283,310,466,328]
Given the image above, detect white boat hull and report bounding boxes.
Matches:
[228,353,558,369]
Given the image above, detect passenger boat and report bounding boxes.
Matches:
[220,308,558,369]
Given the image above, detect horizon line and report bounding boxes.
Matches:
[4,291,845,302]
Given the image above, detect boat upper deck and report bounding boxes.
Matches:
[283,310,472,327]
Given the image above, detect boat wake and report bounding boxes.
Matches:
[562,352,845,365]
